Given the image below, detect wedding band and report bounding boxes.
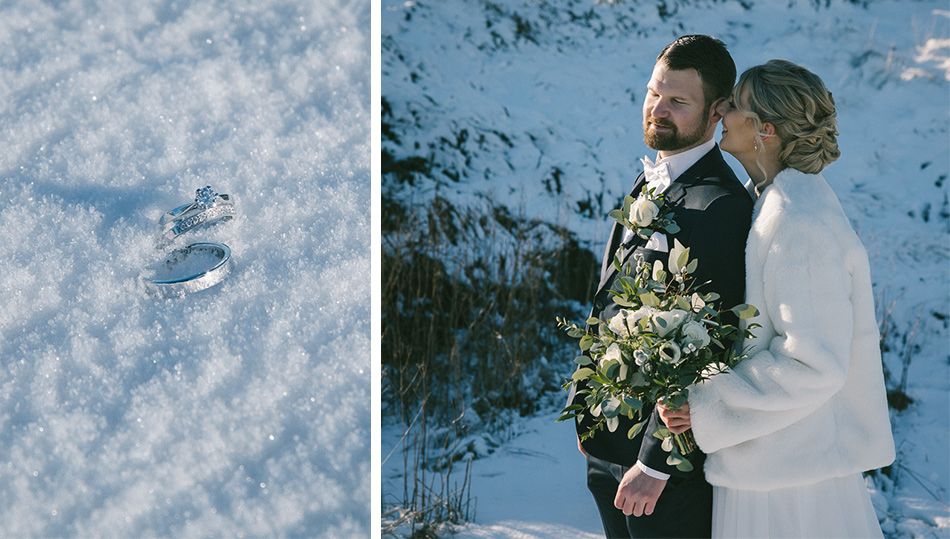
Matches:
[144,242,234,297]
[160,185,235,241]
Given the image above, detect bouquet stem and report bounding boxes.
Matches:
[672,429,697,455]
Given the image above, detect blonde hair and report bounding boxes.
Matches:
[735,59,840,176]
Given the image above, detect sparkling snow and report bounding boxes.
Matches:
[0,0,369,536]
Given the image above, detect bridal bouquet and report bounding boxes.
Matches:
[558,240,759,472]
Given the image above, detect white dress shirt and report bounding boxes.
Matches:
[622,139,717,252]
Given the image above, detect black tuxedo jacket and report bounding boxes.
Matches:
[573,145,753,475]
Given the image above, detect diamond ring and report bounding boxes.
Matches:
[144,242,234,297]
[160,186,234,241]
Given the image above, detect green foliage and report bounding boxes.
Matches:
[559,238,760,465]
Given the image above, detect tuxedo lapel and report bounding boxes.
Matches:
[595,149,724,297]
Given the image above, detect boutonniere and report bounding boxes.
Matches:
[609,185,680,242]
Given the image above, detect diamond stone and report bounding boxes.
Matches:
[194,185,218,209]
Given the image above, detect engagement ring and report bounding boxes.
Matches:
[144,242,234,297]
[160,185,234,241]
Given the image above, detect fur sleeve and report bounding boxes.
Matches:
[688,211,855,454]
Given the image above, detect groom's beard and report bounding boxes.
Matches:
[643,110,710,152]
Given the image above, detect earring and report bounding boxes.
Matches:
[754,139,759,151]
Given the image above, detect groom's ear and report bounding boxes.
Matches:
[709,97,726,123]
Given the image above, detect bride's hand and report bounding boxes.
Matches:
[657,401,692,435]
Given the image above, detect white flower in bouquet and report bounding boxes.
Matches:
[609,306,656,337]
[631,197,659,227]
[657,341,682,364]
[680,320,711,349]
[629,306,656,326]
[652,308,688,337]
[608,311,632,337]
[602,343,622,365]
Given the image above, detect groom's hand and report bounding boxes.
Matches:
[614,465,666,517]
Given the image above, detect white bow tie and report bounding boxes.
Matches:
[641,156,672,191]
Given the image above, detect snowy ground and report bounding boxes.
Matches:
[382,0,949,537]
[0,0,370,536]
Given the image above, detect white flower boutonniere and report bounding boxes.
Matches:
[609,186,680,243]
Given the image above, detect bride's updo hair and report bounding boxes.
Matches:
[736,59,840,174]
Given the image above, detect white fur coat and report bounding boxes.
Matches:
[688,168,895,491]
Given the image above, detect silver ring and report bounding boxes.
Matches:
[144,242,234,297]
[160,186,235,241]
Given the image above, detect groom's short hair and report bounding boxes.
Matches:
[657,35,736,110]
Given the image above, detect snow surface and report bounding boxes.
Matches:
[0,0,370,536]
[382,0,949,537]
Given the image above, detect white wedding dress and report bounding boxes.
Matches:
[712,473,883,538]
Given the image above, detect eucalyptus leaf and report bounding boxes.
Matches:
[572,368,594,381]
[574,355,593,366]
[676,460,694,472]
[604,361,620,380]
[661,436,674,452]
[612,297,636,308]
[602,397,621,418]
[623,195,634,212]
[668,239,688,273]
[623,396,643,413]
[665,222,680,233]
[677,247,691,274]
[731,303,760,319]
[639,292,660,307]
[627,420,646,440]
[668,392,688,410]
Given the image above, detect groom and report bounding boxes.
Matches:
[570,35,753,538]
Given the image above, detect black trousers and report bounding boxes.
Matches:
[586,454,712,539]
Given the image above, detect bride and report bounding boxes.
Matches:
[658,59,895,538]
